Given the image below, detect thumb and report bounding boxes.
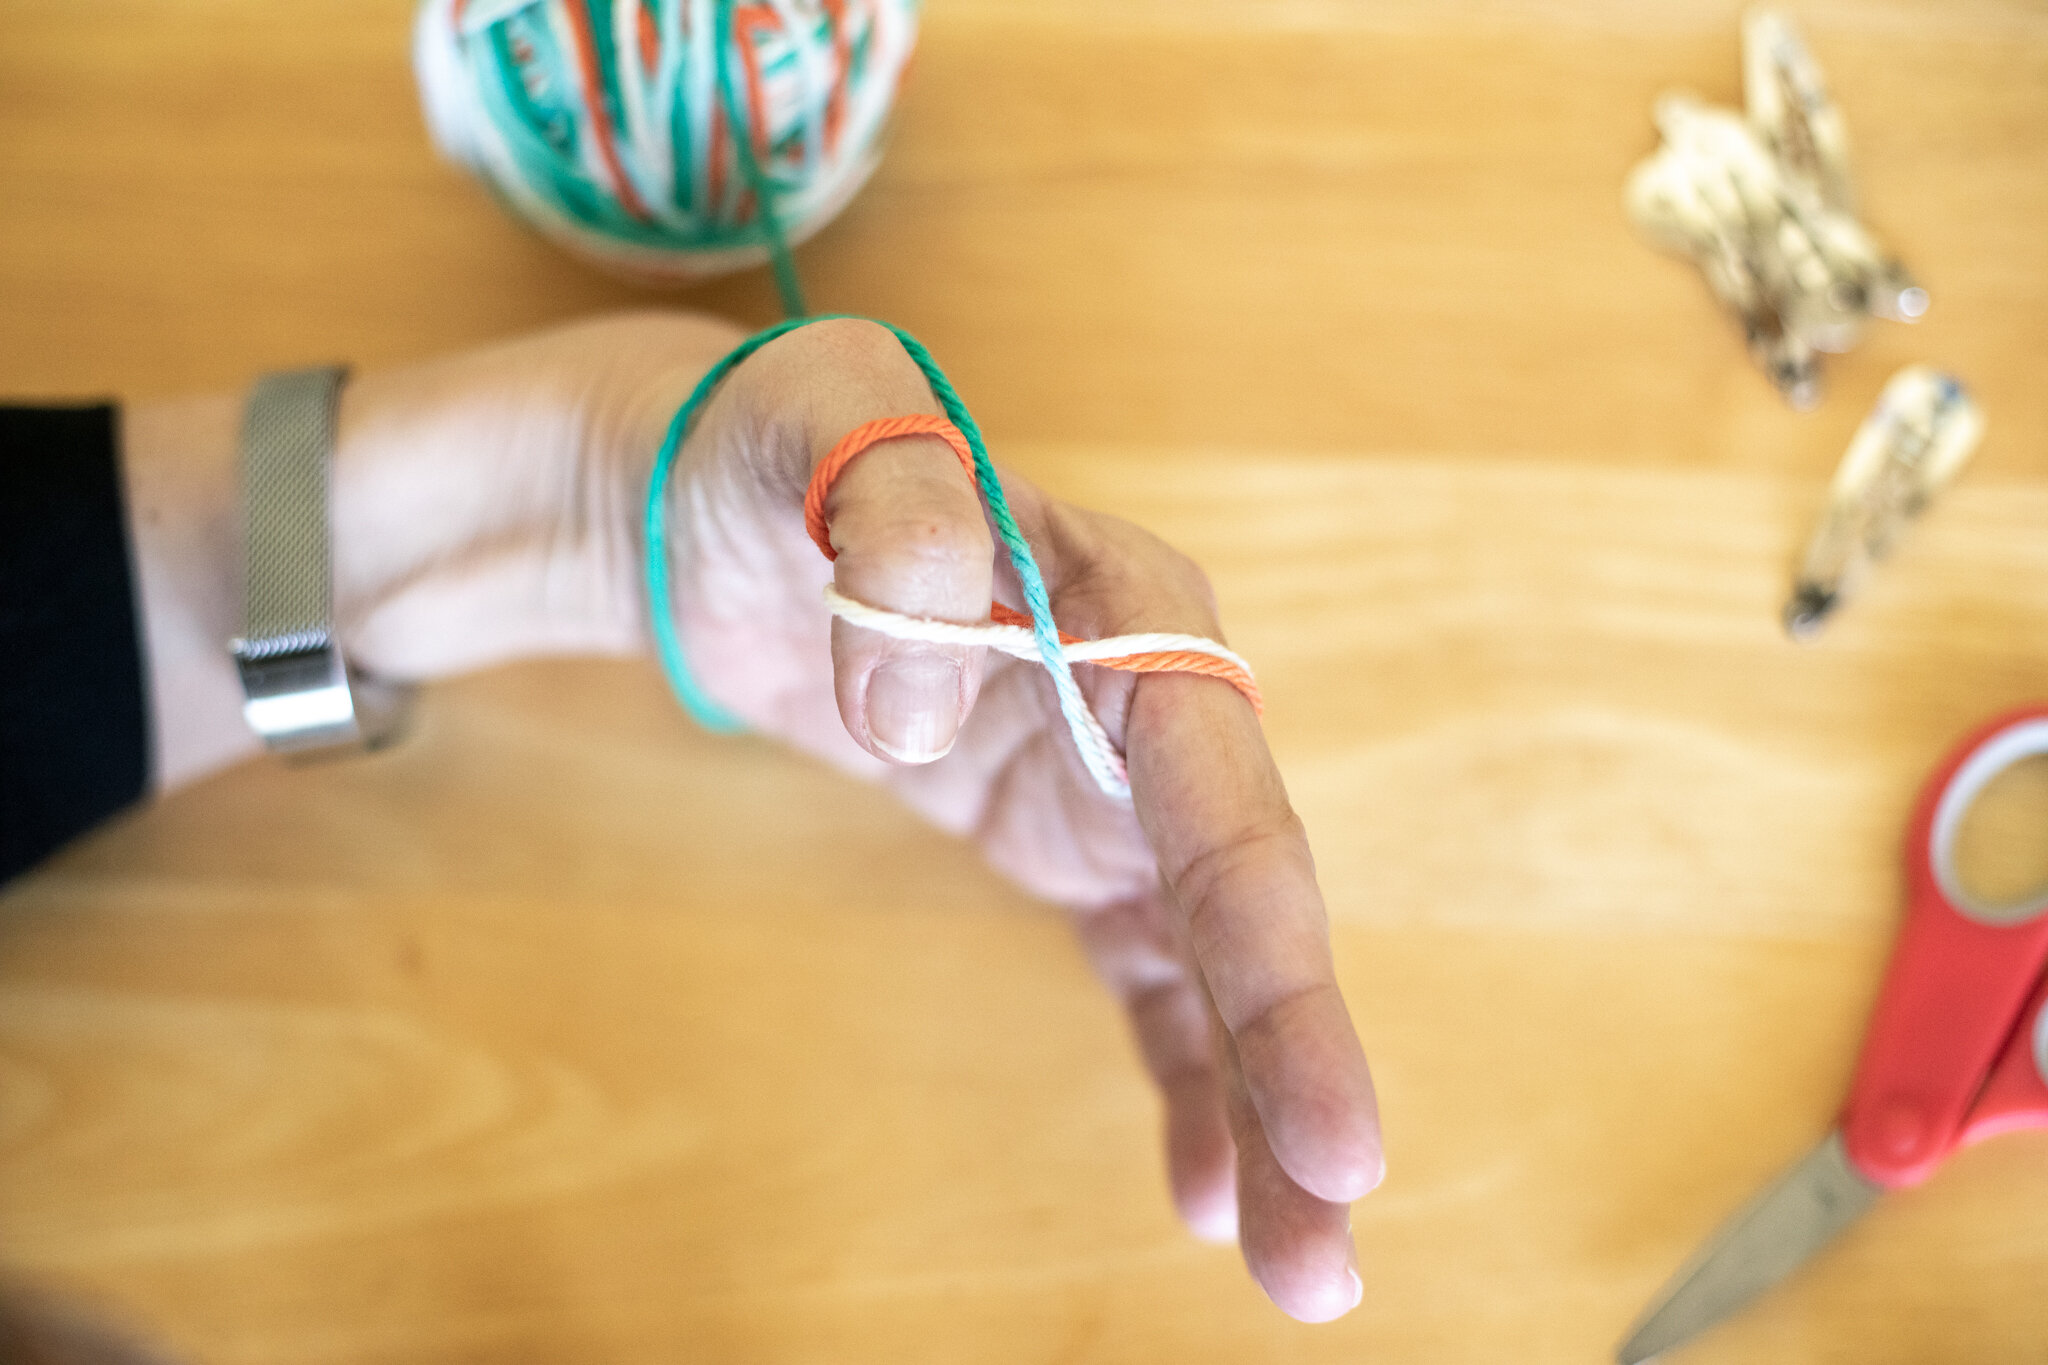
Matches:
[796,322,994,765]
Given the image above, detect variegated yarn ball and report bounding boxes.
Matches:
[414,0,917,287]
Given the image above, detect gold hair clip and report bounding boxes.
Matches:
[1785,366,1984,638]
[1626,11,1924,407]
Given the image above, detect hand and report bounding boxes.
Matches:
[125,311,1384,1320]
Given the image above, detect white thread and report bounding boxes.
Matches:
[414,0,918,281]
[826,586,1254,671]
[823,585,1256,801]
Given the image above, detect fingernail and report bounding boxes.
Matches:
[1345,1267,1363,1311]
[867,653,964,763]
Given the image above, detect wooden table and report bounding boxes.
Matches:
[4,2,2045,1360]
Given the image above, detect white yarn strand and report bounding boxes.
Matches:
[822,584,1257,801]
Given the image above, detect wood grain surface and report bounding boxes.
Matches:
[3,2,2046,1362]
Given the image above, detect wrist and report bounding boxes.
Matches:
[121,393,260,792]
[121,311,753,791]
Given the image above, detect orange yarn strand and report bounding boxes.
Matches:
[804,414,977,559]
[808,415,1262,715]
[989,605,1263,713]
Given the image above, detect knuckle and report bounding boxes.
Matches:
[837,500,995,616]
[1236,979,1337,1050]
[1066,510,1223,631]
[1174,806,1306,890]
[739,318,912,419]
[1173,808,1310,935]
[1137,533,1220,616]
[866,503,994,568]
[787,316,906,377]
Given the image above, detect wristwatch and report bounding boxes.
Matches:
[229,367,410,755]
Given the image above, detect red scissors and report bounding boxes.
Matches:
[1619,705,2048,1362]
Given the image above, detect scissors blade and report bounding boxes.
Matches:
[1617,1130,1880,1363]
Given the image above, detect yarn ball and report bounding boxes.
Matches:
[414,0,918,281]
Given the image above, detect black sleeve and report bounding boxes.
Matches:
[1,405,151,882]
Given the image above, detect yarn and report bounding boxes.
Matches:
[414,0,917,303]
[805,414,975,559]
[642,318,1263,800]
[822,586,1262,712]
[477,3,1262,797]
[807,417,1264,717]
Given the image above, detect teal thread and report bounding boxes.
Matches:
[645,5,1075,738]
[882,328,1073,707]
[644,314,821,733]
[643,318,1077,740]
[641,0,808,730]
[713,0,809,318]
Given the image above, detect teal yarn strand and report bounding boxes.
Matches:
[639,0,814,732]
[712,0,809,318]
[644,317,1084,752]
[621,8,1082,752]
[881,329,1078,718]
[644,314,822,732]
[424,1,1035,748]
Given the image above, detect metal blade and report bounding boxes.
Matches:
[1617,1130,1880,1363]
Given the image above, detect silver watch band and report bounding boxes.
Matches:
[230,367,408,755]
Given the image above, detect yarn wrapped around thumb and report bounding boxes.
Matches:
[414,0,918,283]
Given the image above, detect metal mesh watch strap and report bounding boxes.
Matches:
[240,368,342,653]
[230,366,407,754]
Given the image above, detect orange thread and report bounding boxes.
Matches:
[820,0,850,152]
[989,605,1263,713]
[560,0,653,221]
[807,416,1263,715]
[636,2,659,75]
[805,414,977,558]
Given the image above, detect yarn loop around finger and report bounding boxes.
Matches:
[805,413,1266,785]
[646,317,1263,801]
[804,414,977,560]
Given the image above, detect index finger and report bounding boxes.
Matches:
[1127,669,1384,1206]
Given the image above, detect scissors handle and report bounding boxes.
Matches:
[1958,971,2048,1149]
[1840,707,2048,1188]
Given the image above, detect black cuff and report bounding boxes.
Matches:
[1,404,150,881]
